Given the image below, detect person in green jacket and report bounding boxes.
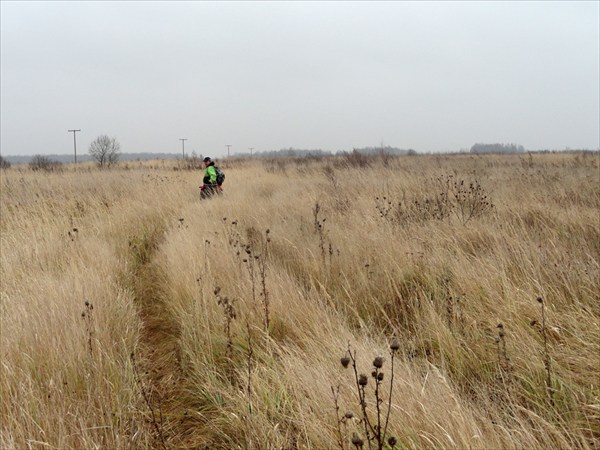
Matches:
[201,156,219,198]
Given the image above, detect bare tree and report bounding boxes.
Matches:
[89,135,121,167]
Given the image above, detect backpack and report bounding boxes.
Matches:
[215,166,225,186]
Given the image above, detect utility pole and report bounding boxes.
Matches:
[179,138,187,159]
[68,129,81,164]
[249,147,254,158]
[226,144,231,158]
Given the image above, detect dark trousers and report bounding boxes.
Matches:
[200,184,219,199]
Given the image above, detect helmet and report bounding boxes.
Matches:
[203,157,211,162]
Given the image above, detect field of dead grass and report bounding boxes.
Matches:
[1,152,598,449]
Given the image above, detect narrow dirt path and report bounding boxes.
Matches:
[126,230,197,449]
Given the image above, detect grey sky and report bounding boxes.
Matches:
[1,1,598,158]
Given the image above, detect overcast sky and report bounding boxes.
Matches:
[1,1,598,158]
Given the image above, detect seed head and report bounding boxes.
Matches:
[358,374,368,386]
[377,372,384,381]
[373,355,384,368]
[340,355,350,368]
[351,433,364,447]
[344,411,354,419]
[537,297,544,303]
[388,436,397,446]
[390,339,400,351]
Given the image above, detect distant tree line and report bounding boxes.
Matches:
[249,148,333,159]
[237,145,417,159]
[353,146,416,155]
[1,152,182,165]
[470,143,525,154]
[16,142,589,167]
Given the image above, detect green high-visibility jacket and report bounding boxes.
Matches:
[204,165,217,184]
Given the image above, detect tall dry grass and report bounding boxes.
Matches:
[1,152,598,449]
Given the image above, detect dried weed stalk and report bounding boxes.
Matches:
[214,286,236,368]
[81,300,94,356]
[336,341,399,450]
[130,351,166,450]
[531,296,554,405]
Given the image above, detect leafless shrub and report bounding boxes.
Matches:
[29,155,63,172]
[375,192,451,225]
[444,175,494,225]
[376,175,494,226]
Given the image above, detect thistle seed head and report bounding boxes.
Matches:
[373,355,384,368]
[358,374,368,386]
[340,355,350,368]
[351,433,364,446]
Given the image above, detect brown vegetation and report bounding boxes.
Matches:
[1,152,598,449]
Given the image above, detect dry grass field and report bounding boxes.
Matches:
[1,152,598,449]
